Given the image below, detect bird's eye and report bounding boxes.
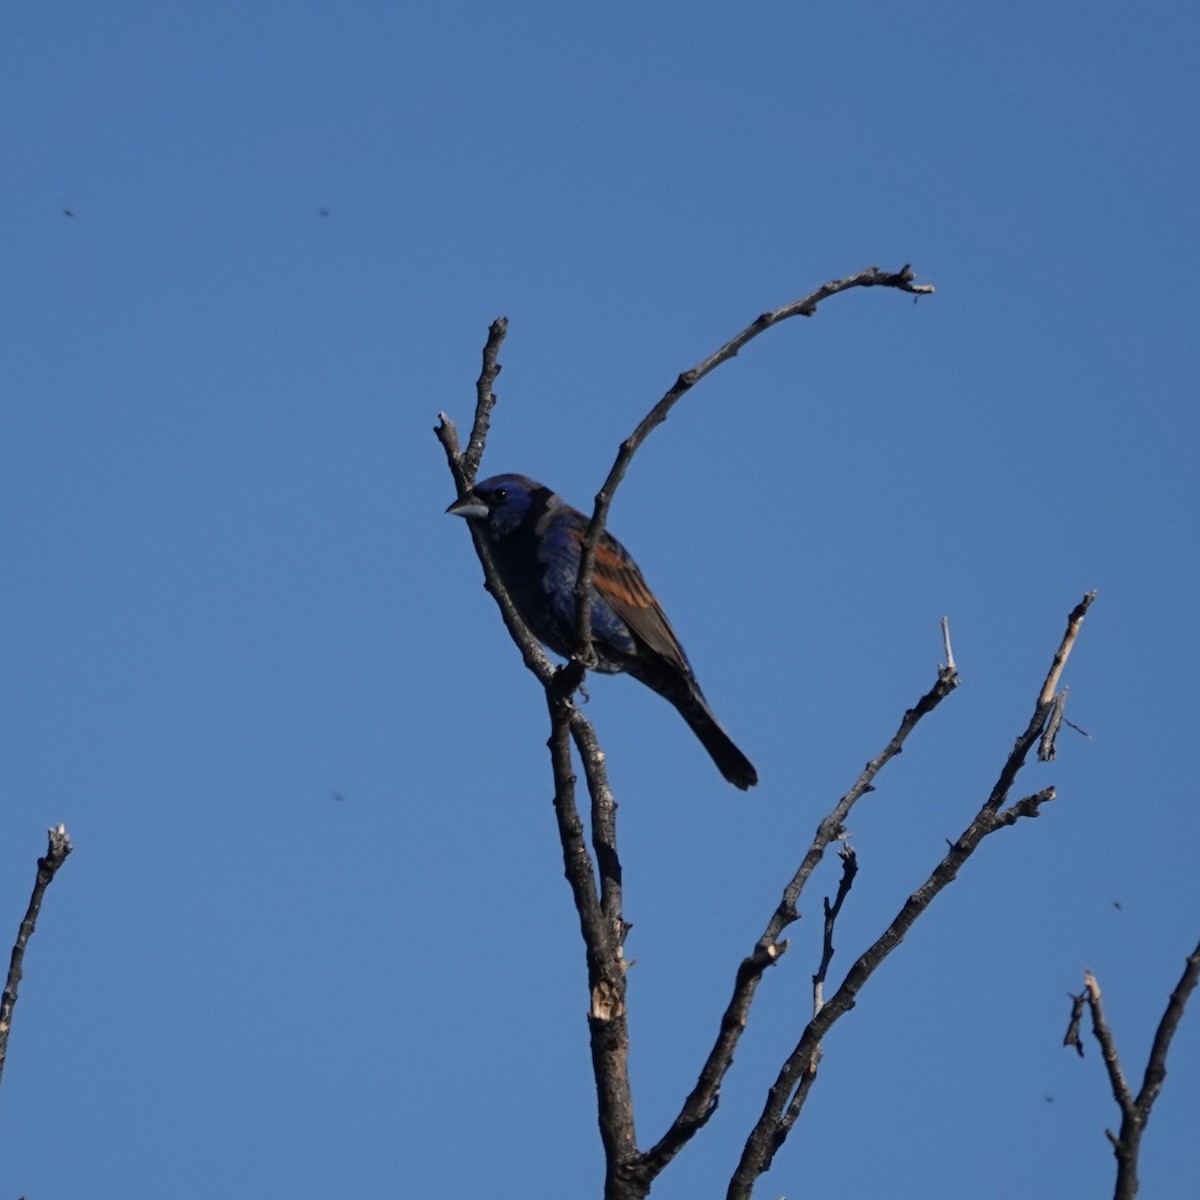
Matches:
[492,488,507,504]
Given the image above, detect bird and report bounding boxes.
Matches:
[447,473,757,789]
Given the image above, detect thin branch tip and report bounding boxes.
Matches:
[940,616,955,672]
[44,824,73,861]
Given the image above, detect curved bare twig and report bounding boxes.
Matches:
[572,266,935,662]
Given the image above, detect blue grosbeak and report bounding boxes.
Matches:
[447,473,757,789]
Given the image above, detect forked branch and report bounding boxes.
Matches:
[640,656,959,1179]
[437,269,938,1200]
[725,593,1094,1199]
[1065,943,1200,1199]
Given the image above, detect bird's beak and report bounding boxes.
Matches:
[446,492,489,520]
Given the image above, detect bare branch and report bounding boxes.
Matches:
[780,847,862,1133]
[439,321,642,1199]
[1040,688,1069,762]
[726,593,1095,1198]
[1064,991,1087,1057]
[544,692,638,1183]
[813,847,859,1018]
[640,656,959,1178]
[464,317,508,481]
[1071,942,1200,1199]
[940,615,955,673]
[566,702,625,933]
[1036,591,1097,763]
[440,291,1111,1200]
[0,825,73,1090]
[1138,938,1200,1113]
[572,266,934,664]
[435,324,550,678]
[982,592,1094,818]
[1038,591,1095,707]
[439,275,938,1200]
[1085,973,1138,1116]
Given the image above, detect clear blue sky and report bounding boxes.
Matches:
[3,3,1198,1197]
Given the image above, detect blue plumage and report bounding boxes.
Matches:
[448,474,756,789]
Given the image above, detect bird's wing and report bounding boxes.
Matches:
[590,533,693,676]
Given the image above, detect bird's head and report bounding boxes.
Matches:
[446,473,552,538]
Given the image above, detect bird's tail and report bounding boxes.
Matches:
[671,687,758,790]
[626,659,758,789]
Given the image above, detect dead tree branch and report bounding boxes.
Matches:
[725,592,1095,1199]
[571,266,935,667]
[0,825,73,1092]
[1066,943,1200,1199]
[439,291,1111,1200]
[439,269,940,1200]
[437,322,557,687]
[814,847,859,1018]
[640,656,959,1180]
